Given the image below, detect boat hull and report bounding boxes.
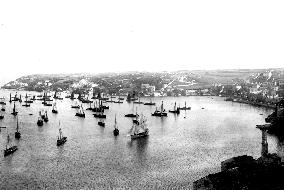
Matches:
[4,146,18,157]
[131,130,149,139]
[57,137,67,146]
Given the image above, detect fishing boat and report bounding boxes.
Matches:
[57,127,67,146]
[37,117,44,126]
[133,97,143,104]
[93,111,106,118]
[4,134,18,157]
[0,112,4,119]
[113,115,119,136]
[22,93,31,107]
[71,101,80,109]
[53,91,63,100]
[68,92,74,100]
[128,114,149,139]
[125,106,139,118]
[11,102,18,116]
[19,94,22,103]
[9,93,12,103]
[75,104,85,117]
[15,116,21,139]
[179,101,191,110]
[43,111,49,122]
[98,119,105,127]
[44,102,52,106]
[144,98,155,106]
[169,102,180,114]
[126,94,132,102]
[1,104,5,111]
[0,97,6,105]
[52,103,58,113]
[152,101,167,117]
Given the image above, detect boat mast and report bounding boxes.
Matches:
[13,102,16,113]
[114,114,117,129]
[16,116,19,132]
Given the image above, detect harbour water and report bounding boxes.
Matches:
[0,90,280,189]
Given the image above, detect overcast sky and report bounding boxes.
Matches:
[1,0,284,85]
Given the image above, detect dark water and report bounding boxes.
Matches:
[0,90,279,189]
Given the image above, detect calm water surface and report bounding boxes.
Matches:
[0,90,280,189]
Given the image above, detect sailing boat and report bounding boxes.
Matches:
[70,92,75,100]
[113,114,119,136]
[4,134,18,157]
[144,97,155,105]
[93,108,106,118]
[75,104,85,117]
[52,102,58,113]
[128,114,149,139]
[15,116,21,139]
[0,111,4,119]
[179,101,191,110]
[44,111,49,122]
[71,101,80,109]
[98,118,105,127]
[133,96,143,104]
[152,101,167,117]
[37,111,44,126]
[22,93,30,107]
[125,105,139,118]
[19,94,22,103]
[0,97,6,105]
[169,102,180,114]
[57,127,67,146]
[9,93,12,103]
[1,104,5,111]
[11,102,18,116]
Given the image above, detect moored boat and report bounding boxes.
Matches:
[15,116,21,139]
[113,114,119,136]
[152,101,167,117]
[179,101,191,110]
[57,127,67,146]
[128,114,149,139]
[4,134,18,157]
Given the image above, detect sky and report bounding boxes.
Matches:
[1,0,284,85]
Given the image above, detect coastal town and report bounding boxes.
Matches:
[2,69,284,108]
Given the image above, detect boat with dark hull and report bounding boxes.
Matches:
[144,98,155,106]
[179,101,191,110]
[22,93,31,107]
[113,115,119,136]
[4,134,18,157]
[52,103,58,113]
[11,102,18,116]
[129,114,149,139]
[93,112,106,118]
[169,102,180,114]
[57,128,67,146]
[43,111,49,122]
[1,104,5,111]
[133,97,143,104]
[75,105,85,118]
[37,113,44,126]
[98,119,105,127]
[152,101,167,117]
[15,116,21,139]
[0,97,6,105]
[0,112,4,119]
